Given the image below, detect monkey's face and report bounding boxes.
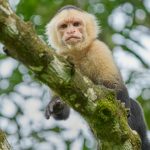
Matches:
[46,8,100,52]
[57,18,84,46]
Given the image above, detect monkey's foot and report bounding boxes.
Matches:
[126,108,131,118]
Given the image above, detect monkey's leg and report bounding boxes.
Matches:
[128,99,150,150]
[45,96,70,120]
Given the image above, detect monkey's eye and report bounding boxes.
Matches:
[60,24,67,29]
[73,22,81,27]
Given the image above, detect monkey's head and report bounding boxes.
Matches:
[46,5,100,53]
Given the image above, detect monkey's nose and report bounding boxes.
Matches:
[67,29,75,34]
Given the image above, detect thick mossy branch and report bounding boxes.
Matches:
[0,1,141,149]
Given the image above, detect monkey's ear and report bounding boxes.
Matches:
[45,20,60,51]
[83,12,101,39]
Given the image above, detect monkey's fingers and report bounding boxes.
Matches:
[45,98,64,119]
[3,46,10,56]
[52,99,64,114]
[45,105,52,119]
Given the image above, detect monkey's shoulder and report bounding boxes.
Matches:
[87,40,113,60]
[88,40,111,54]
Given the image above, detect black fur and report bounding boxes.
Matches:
[3,47,10,56]
[128,99,150,150]
[45,96,70,120]
[57,5,82,14]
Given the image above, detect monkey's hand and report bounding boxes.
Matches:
[3,47,10,56]
[45,96,70,120]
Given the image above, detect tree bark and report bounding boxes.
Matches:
[0,131,11,150]
[0,0,141,149]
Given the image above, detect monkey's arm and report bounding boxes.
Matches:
[102,79,130,107]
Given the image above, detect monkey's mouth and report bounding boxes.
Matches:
[66,36,81,41]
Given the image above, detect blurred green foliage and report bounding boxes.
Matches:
[0,0,150,149]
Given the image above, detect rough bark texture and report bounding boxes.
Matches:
[0,131,11,150]
[0,0,141,149]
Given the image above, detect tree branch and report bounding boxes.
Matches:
[0,131,11,150]
[0,0,141,149]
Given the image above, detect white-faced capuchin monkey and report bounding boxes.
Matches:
[45,5,150,149]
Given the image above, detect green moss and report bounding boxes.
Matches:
[94,100,117,122]
[0,132,4,149]
[89,99,130,145]
[29,65,44,72]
